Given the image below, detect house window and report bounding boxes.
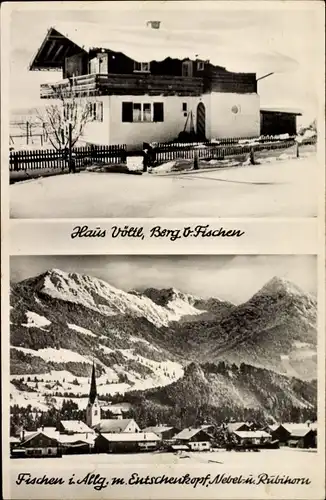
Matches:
[197,61,204,71]
[133,103,142,122]
[143,103,151,122]
[182,102,187,112]
[48,448,52,454]
[94,410,98,416]
[134,61,150,73]
[182,61,193,77]
[122,102,164,123]
[87,101,103,122]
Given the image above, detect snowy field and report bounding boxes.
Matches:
[10,153,318,218]
[9,447,318,468]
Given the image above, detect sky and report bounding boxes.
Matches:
[10,255,316,304]
[7,1,323,125]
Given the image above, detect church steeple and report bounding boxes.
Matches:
[86,361,101,428]
[89,362,97,404]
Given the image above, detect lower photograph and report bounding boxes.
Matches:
[7,253,321,500]
[9,254,317,462]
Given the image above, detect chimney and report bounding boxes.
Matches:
[20,428,25,442]
[41,425,44,432]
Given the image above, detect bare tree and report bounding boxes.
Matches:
[33,86,94,151]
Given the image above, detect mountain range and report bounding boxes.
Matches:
[10,268,317,418]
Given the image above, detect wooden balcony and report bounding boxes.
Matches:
[40,73,204,99]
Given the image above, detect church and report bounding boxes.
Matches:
[13,363,160,457]
[86,362,140,433]
[87,363,161,453]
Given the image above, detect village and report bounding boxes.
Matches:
[10,364,317,459]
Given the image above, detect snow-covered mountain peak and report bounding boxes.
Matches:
[38,269,205,327]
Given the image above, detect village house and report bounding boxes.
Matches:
[268,423,317,448]
[16,430,62,458]
[173,427,213,451]
[286,428,316,449]
[232,430,272,447]
[57,433,95,455]
[142,425,180,441]
[94,432,161,453]
[29,24,262,149]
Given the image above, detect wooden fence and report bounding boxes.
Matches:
[152,137,298,164]
[9,144,127,171]
[152,135,297,150]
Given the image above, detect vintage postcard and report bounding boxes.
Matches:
[1,1,325,500]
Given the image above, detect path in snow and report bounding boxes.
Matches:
[10,155,318,218]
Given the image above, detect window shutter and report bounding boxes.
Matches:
[122,102,133,122]
[153,102,164,122]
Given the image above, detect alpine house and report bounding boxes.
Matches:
[29,23,261,148]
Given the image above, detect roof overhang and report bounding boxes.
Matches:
[29,27,87,71]
[260,106,302,116]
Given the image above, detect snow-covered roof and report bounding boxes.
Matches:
[93,419,136,433]
[143,425,175,434]
[98,432,160,442]
[289,428,313,438]
[227,422,250,433]
[58,433,95,445]
[60,420,94,434]
[174,427,211,441]
[21,430,60,446]
[282,423,309,433]
[234,431,271,439]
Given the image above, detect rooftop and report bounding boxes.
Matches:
[143,425,175,434]
[60,420,94,434]
[98,432,160,442]
[30,23,214,71]
[174,427,211,441]
[234,431,271,439]
[227,422,251,433]
[260,106,302,116]
[93,419,137,433]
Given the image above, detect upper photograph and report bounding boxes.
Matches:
[6,2,321,218]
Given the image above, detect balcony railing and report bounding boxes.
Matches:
[40,73,204,99]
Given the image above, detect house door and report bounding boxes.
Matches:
[196,102,206,140]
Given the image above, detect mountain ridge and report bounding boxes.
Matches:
[10,269,317,415]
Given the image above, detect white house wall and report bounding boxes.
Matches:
[81,97,110,145]
[210,92,260,139]
[76,92,259,148]
[108,95,205,149]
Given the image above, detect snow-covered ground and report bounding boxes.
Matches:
[10,153,318,218]
[21,311,51,330]
[11,346,92,364]
[10,345,184,410]
[9,447,318,467]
